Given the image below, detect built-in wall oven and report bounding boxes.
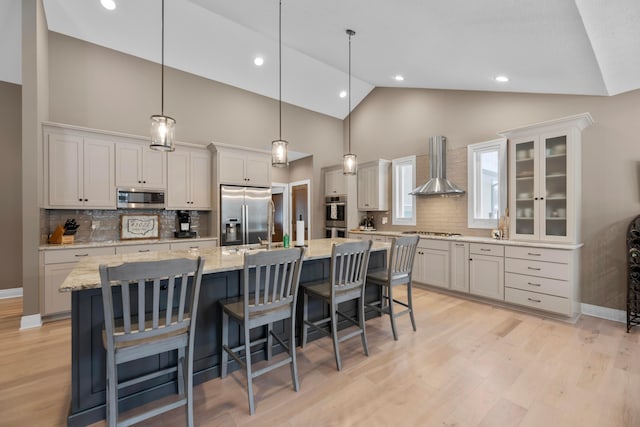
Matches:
[325,195,347,238]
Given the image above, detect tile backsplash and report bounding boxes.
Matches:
[42,209,210,244]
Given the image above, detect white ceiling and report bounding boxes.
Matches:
[3,0,640,118]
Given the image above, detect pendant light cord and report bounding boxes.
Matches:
[347,29,355,155]
[278,0,282,140]
[161,0,165,116]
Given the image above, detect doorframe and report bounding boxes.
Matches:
[289,179,311,240]
[271,182,290,236]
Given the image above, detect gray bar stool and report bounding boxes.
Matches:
[99,256,205,427]
[301,240,373,371]
[365,235,420,340]
[220,247,305,415]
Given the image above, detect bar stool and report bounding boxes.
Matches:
[365,235,420,340]
[301,240,373,371]
[220,247,305,415]
[99,256,205,427]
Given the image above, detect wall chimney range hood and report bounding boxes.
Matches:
[410,136,465,196]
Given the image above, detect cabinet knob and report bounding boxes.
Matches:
[143,180,146,184]
[138,180,142,184]
[78,198,82,202]
[534,197,539,200]
[84,199,88,202]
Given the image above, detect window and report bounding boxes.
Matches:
[467,138,507,228]
[392,155,416,226]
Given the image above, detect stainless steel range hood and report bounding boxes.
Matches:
[410,136,465,196]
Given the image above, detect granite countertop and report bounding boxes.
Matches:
[60,238,390,292]
[40,236,218,251]
[347,229,583,250]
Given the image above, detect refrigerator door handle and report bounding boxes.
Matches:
[242,204,248,244]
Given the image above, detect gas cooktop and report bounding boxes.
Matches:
[401,231,462,237]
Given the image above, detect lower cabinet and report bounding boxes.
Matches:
[414,239,450,288]
[469,243,505,300]
[169,239,218,251]
[450,242,469,292]
[41,246,116,316]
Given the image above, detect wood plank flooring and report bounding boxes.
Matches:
[1,288,639,426]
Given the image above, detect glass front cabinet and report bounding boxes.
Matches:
[501,113,593,243]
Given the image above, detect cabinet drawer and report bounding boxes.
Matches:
[170,240,217,251]
[418,239,449,251]
[115,243,171,255]
[44,247,115,264]
[505,258,568,280]
[505,246,570,263]
[505,287,571,316]
[470,243,504,257]
[505,272,569,298]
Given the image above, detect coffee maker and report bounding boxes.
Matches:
[175,211,196,238]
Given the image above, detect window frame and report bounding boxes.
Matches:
[392,155,417,226]
[467,138,507,229]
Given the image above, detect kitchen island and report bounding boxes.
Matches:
[61,238,388,426]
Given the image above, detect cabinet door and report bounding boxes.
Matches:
[540,131,571,242]
[450,242,469,292]
[167,148,190,208]
[189,149,212,210]
[469,254,504,300]
[357,166,374,210]
[245,153,271,186]
[115,143,142,187]
[43,263,73,315]
[142,147,167,189]
[510,137,539,240]
[83,138,116,208]
[48,133,84,207]
[423,248,450,288]
[218,150,247,185]
[413,250,425,283]
[325,169,345,196]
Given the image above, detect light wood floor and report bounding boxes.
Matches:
[1,289,639,427]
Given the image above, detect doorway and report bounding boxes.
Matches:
[290,179,311,243]
[271,182,289,242]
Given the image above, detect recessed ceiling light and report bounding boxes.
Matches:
[394,75,404,82]
[495,75,509,83]
[339,90,347,98]
[100,0,116,11]
[254,56,264,66]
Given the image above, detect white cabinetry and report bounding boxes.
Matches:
[450,242,469,292]
[413,239,449,288]
[469,243,504,300]
[504,246,578,316]
[215,146,271,187]
[325,168,347,196]
[167,145,211,210]
[40,246,115,316]
[116,142,166,189]
[169,239,217,250]
[45,132,116,209]
[501,113,592,243]
[357,159,390,211]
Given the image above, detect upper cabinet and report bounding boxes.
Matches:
[44,129,116,209]
[324,168,347,196]
[357,159,390,211]
[167,144,211,210]
[214,145,271,187]
[500,113,593,243]
[115,142,166,189]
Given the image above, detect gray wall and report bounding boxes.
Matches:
[349,87,640,310]
[0,82,22,290]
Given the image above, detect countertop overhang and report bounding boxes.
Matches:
[60,238,389,292]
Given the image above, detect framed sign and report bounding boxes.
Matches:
[120,215,160,240]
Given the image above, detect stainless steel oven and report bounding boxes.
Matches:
[325,195,347,228]
[325,227,347,238]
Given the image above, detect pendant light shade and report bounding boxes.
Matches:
[150,0,175,152]
[343,29,357,175]
[272,0,288,167]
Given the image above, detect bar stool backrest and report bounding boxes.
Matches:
[387,235,420,282]
[330,240,373,298]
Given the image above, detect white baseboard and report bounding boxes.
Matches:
[0,287,23,299]
[581,303,626,323]
[20,313,42,330]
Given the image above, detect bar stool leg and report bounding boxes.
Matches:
[177,347,185,395]
[266,323,273,361]
[289,313,300,391]
[359,295,369,356]
[186,347,194,427]
[244,324,256,415]
[388,285,398,341]
[330,303,342,371]
[302,292,309,347]
[221,311,229,378]
[106,352,117,427]
[407,282,417,332]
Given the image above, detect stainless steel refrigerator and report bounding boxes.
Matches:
[220,185,271,246]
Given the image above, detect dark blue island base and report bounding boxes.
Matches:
[67,250,386,426]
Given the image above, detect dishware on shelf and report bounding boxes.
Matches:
[523,207,533,218]
[553,145,567,155]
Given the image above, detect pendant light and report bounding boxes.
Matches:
[150,0,176,152]
[343,29,357,175]
[271,0,288,167]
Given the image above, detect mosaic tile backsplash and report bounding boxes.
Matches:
[42,209,210,244]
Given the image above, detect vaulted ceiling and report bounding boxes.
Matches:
[3,0,640,119]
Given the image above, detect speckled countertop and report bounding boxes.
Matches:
[60,238,389,292]
[347,230,583,250]
[40,236,217,251]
